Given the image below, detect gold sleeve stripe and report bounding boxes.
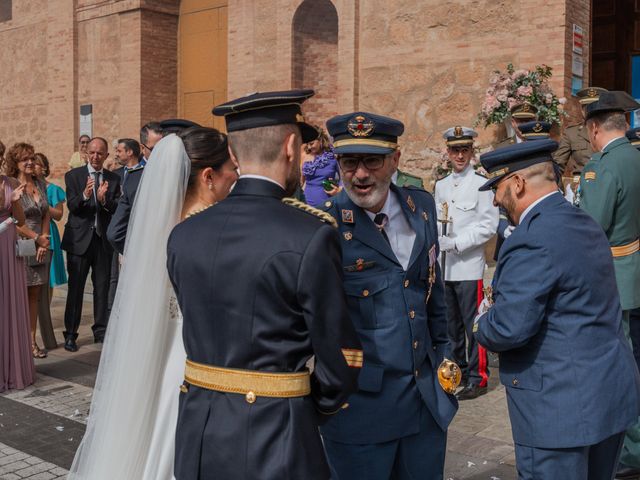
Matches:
[341,348,363,368]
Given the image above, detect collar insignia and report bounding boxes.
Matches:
[453,126,463,138]
[342,209,354,224]
[407,195,416,212]
[343,231,353,241]
[347,115,375,138]
[422,211,429,221]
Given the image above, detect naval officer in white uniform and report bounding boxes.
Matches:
[434,126,499,400]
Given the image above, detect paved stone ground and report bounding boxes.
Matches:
[0,282,518,480]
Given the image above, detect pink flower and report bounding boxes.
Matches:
[517,85,533,97]
[544,93,553,105]
[507,97,519,109]
[559,97,567,105]
[511,69,528,80]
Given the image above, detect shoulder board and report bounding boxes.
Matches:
[404,184,427,193]
[281,197,338,228]
[474,171,487,179]
[130,164,145,172]
[436,173,451,181]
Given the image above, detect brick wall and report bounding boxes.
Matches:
[292,0,339,126]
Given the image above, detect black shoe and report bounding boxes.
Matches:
[94,337,104,344]
[616,463,640,479]
[64,337,78,352]
[456,384,487,401]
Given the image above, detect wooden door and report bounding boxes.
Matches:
[178,0,228,131]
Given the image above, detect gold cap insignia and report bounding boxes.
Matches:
[635,131,640,139]
[342,209,354,224]
[343,231,353,241]
[522,103,530,112]
[407,196,416,212]
[347,115,375,138]
[588,88,597,98]
[533,122,543,133]
[453,126,464,138]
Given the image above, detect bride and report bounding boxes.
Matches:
[68,128,239,479]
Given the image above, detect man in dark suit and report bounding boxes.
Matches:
[167,90,361,480]
[62,137,121,351]
[107,119,199,254]
[474,139,640,479]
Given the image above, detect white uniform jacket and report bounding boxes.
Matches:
[434,166,498,281]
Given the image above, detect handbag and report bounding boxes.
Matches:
[16,238,36,258]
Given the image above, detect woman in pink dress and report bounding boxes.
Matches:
[0,144,35,392]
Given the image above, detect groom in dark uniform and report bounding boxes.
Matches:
[167,90,361,480]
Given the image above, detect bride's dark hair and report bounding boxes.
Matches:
[179,126,230,188]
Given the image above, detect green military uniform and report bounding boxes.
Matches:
[553,123,593,176]
[580,136,640,471]
[580,136,640,312]
[395,169,425,188]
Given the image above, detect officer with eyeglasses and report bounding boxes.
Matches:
[320,112,458,479]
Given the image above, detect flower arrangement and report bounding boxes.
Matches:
[476,63,567,127]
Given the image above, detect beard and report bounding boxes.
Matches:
[501,185,517,225]
[343,174,392,211]
[284,161,301,197]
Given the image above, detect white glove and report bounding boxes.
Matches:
[473,297,492,332]
[503,225,515,238]
[438,236,456,253]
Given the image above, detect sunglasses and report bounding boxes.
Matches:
[338,155,386,173]
[490,173,518,193]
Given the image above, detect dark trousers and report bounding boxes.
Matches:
[445,279,489,387]
[323,405,446,480]
[515,431,624,480]
[106,251,119,319]
[63,233,111,340]
[629,308,640,372]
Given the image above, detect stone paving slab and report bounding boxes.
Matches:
[0,443,67,479]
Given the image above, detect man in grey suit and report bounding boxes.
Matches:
[474,139,640,479]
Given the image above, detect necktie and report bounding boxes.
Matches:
[373,213,390,245]
[92,171,102,237]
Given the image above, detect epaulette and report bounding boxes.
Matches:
[474,171,488,179]
[282,197,338,228]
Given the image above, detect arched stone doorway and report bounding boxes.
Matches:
[178,0,228,130]
[292,0,339,126]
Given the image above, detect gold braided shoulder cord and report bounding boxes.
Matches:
[282,197,338,228]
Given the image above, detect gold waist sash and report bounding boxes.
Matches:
[611,239,640,258]
[184,360,311,402]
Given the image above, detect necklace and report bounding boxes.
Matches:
[185,203,214,219]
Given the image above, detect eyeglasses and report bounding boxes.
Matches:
[490,173,518,193]
[338,155,386,173]
[142,143,153,153]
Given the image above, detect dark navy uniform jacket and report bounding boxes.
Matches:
[106,163,144,254]
[320,184,458,445]
[166,178,361,480]
[476,192,640,448]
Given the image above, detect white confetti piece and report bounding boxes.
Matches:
[55,426,64,431]
[467,461,475,467]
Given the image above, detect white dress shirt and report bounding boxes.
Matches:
[434,165,499,281]
[365,190,416,271]
[519,191,559,224]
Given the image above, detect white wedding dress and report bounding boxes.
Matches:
[69,134,190,480]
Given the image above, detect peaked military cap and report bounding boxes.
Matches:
[510,102,538,120]
[519,121,552,140]
[626,127,640,147]
[576,87,608,105]
[327,112,404,155]
[443,126,477,147]
[585,91,640,120]
[478,139,559,191]
[212,89,318,143]
[160,119,201,135]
